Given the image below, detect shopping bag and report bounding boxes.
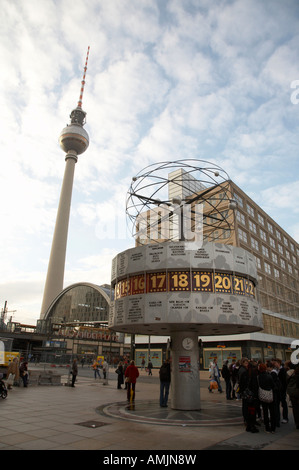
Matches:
[210,380,218,390]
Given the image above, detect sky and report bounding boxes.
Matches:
[0,0,299,325]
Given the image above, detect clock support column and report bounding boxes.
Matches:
[170,331,201,410]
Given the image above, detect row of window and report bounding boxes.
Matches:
[259,292,298,320]
[263,313,299,337]
[237,211,298,258]
[234,194,298,255]
[238,226,297,272]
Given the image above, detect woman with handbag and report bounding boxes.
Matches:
[258,363,276,433]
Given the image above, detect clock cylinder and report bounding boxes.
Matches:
[170,331,200,410]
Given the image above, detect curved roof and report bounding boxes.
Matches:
[44,282,114,320]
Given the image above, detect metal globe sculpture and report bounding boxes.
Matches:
[126,159,237,245]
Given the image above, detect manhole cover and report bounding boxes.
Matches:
[75,420,109,428]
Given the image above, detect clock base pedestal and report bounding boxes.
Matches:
[170,331,201,410]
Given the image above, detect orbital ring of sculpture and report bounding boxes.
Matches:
[126,159,237,244]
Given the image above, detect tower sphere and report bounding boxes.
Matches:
[59,123,89,155]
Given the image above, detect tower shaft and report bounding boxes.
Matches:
[40,153,77,318]
[40,48,90,320]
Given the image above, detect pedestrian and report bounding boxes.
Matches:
[159,359,171,407]
[6,357,19,390]
[231,360,240,399]
[19,361,29,387]
[257,363,276,433]
[277,359,289,424]
[123,361,129,389]
[147,359,153,376]
[208,357,222,393]
[270,359,282,428]
[115,361,124,389]
[103,358,109,385]
[238,358,259,433]
[71,358,78,387]
[92,359,101,379]
[221,360,232,400]
[286,363,299,430]
[125,360,139,402]
[141,358,145,371]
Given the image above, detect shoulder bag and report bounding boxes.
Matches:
[257,377,273,403]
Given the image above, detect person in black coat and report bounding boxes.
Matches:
[270,359,282,428]
[258,363,276,433]
[277,359,289,423]
[159,359,171,407]
[238,358,259,433]
[115,362,124,389]
[221,360,232,400]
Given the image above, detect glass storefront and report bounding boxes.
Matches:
[203,347,242,369]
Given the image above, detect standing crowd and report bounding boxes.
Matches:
[4,353,299,435]
[209,356,299,433]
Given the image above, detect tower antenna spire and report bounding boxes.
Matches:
[77,46,90,109]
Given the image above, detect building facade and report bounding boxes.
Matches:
[131,177,299,367]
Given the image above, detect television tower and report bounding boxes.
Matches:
[40,47,90,319]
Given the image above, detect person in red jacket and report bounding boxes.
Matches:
[125,360,139,402]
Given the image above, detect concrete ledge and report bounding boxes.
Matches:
[20,369,63,386]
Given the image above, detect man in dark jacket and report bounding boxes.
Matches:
[277,359,288,424]
[222,360,232,400]
[159,359,171,407]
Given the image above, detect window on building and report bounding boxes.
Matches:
[234,193,243,208]
[222,229,230,239]
[269,237,275,248]
[238,228,247,243]
[249,220,257,234]
[264,262,271,274]
[236,211,246,225]
[254,255,261,269]
[267,222,273,234]
[260,229,267,241]
[262,245,269,257]
[276,230,282,240]
[281,259,286,269]
[258,214,264,226]
[247,204,255,217]
[272,252,278,264]
[251,238,259,251]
